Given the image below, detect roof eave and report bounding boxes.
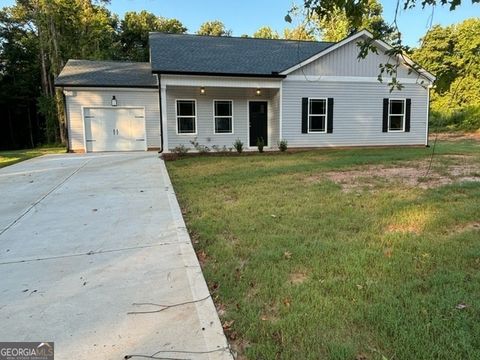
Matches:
[54,83,158,89]
[152,70,286,79]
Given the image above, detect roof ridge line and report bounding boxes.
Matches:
[148,31,336,45]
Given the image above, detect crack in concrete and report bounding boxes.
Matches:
[0,241,191,265]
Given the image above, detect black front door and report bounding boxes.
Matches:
[249,101,268,147]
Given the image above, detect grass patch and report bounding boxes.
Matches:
[166,140,480,360]
[0,146,66,169]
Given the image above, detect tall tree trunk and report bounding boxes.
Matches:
[55,90,67,145]
[34,1,50,97]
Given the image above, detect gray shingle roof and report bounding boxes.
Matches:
[55,60,158,88]
[149,33,335,76]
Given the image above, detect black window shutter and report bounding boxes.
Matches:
[382,98,389,132]
[327,98,334,133]
[301,98,308,134]
[405,98,411,132]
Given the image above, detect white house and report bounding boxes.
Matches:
[55,30,435,153]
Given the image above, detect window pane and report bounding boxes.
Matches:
[177,101,195,116]
[215,117,232,133]
[389,115,404,130]
[215,101,232,116]
[178,117,195,133]
[309,115,325,132]
[310,99,326,115]
[390,100,404,115]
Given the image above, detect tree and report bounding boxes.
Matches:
[1,0,119,145]
[253,26,279,39]
[119,11,187,61]
[412,18,480,111]
[283,24,316,40]
[0,9,41,148]
[196,20,231,36]
[292,0,480,89]
[313,0,393,42]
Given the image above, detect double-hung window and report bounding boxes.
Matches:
[214,100,233,134]
[388,99,406,132]
[308,98,327,133]
[176,100,196,134]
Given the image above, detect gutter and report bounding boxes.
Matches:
[152,70,286,79]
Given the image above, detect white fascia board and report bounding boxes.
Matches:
[161,74,282,89]
[284,75,431,84]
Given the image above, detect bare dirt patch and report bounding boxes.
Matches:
[452,222,480,234]
[317,156,480,192]
[430,132,480,141]
[288,271,308,285]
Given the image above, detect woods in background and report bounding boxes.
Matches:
[0,0,478,150]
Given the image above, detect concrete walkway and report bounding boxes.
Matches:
[0,153,232,360]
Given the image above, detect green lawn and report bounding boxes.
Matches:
[0,147,66,169]
[166,140,480,360]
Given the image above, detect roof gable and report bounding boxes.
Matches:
[149,33,334,76]
[281,30,435,83]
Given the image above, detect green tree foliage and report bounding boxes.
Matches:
[294,0,479,90]
[0,2,186,147]
[119,11,187,61]
[283,25,316,40]
[412,18,480,130]
[313,0,393,41]
[253,26,280,39]
[196,20,231,36]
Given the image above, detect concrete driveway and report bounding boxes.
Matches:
[0,153,231,360]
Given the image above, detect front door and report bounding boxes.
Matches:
[249,101,268,147]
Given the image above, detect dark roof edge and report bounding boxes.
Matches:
[54,83,158,89]
[153,70,286,78]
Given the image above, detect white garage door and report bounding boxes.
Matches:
[84,107,146,152]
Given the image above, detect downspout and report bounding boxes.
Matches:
[158,74,164,153]
[426,84,432,148]
[62,90,70,153]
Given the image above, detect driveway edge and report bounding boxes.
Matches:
[159,159,233,360]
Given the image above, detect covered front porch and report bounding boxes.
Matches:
[159,75,282,152]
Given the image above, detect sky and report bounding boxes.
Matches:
[0,0,478,46]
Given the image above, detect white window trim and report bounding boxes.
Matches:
[176,99,197,135]
[388,98,406,133]
[213,99,234,135]
[307,97,328,134]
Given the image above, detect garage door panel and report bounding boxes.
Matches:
[83,108,146,152]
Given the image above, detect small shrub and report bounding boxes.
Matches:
[256,137,265,153]
[233,139,244,153]
[278,139,288,152]
[172,145,189,156]
[189,138,210,153]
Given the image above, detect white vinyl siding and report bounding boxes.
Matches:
[290,36,419,80]
[282,80,428,147]
[64,88,160,151]
[165,86,280,151]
